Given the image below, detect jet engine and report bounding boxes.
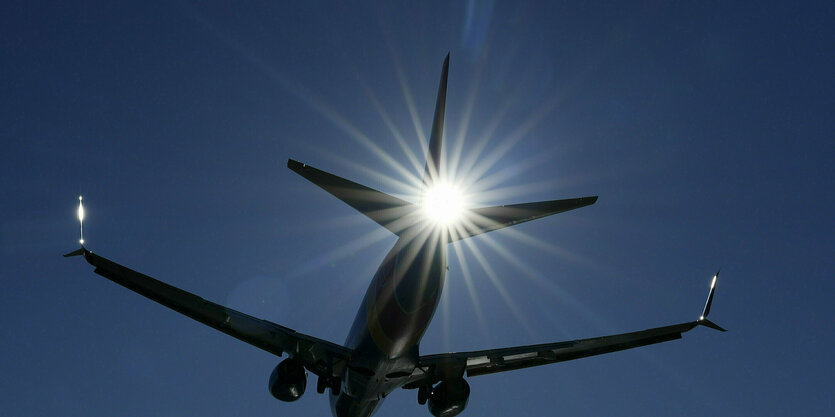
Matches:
[427,378,470,417]
[268,358,307,402]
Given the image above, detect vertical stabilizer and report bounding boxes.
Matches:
[423,54,450,187]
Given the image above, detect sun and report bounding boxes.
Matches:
[421,182,466,226]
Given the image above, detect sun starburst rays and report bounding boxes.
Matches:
[184,7,600,347]
[360,78,424,176]
[282,55,599,348]
[421,182,466,226]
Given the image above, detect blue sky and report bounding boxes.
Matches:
[1,1,832,416]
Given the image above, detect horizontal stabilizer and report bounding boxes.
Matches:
[699,318,726,332]
[288,159,417,235]
[450,196,598,242]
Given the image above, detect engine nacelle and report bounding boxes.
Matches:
[428,378,470,417]
[269,358,307,402]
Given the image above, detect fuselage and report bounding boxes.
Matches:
[330,226,447,417]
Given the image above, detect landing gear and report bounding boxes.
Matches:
[317,375,341,395]
[330,377,341,395]
[317,375,328,394]
[417,385,430,405]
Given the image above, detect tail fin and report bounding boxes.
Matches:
[286,55,450,237]
[450,196,598,241]
[287,159,417,235]
[423,53,449,187]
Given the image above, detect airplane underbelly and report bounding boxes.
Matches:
[330,392,381,417]
[346,240,446,357]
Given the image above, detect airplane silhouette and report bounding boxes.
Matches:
[65,54,724,417]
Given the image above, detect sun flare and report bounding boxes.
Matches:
[421,182,466,226]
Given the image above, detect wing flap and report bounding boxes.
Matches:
[75,247,352,378]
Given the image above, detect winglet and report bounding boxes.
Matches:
[697,270,726,332]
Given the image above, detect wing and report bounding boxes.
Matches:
[406,272,723,384]
[412,321,697,383]
[64,247,352,379]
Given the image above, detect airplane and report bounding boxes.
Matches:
[65,54,724,417]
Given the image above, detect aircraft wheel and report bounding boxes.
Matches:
[418,385,429,405]
[317,376,327,394]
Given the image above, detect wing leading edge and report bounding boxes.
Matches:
[64,247,352,379]
[408,272,724,383]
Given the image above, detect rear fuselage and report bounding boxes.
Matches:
[330,227,447,417]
